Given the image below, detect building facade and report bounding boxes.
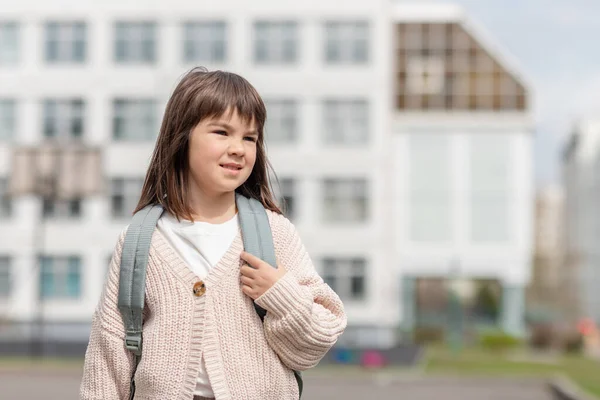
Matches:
[0,1,533,350]
[563,120,600,324]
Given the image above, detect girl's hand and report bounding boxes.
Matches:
[239,251,287,300]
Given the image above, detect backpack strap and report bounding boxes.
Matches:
[118,203,164,400]
[235,193,276,321]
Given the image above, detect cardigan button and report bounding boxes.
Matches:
[193,281,206,297]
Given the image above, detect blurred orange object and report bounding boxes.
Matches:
[577,318,600,359]
[577,318,596,336]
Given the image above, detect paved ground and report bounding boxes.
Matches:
[305,375,553,400]
[0,369,555,400]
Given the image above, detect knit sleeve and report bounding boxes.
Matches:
[80,229,136,400]
[254,214,347,371]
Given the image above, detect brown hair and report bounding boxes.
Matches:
[134,67,283,220]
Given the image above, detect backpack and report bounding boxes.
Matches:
[117,192,303,399]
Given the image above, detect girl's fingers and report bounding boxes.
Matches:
[241,284,255,299]
[240,251,266,269]
[240,275,253,285]
[240,264,256,278]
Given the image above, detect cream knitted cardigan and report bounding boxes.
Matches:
[80,210,347,400]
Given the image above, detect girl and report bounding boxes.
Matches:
[79,67,347,400]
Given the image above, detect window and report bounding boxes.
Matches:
[0,256,10,298]
[111,178,144,218]
[112,99,156,141]
[40,256,81,299]
[42,198,82,219]
[114,22,156,64]
[395,23,528,111]
[264,99,298,144]
[322,257,366,301]
[406,56,445,95]
[323,99,369,145]
[0,178,11,218]
[415,278,449,325]
[409,134,452,242]
[0,99,15,141]
[273,178,296,220]
[45,22,86,63]
[183,21,226,63]
[0,22,18,64]
[254,21,297,64]
[323,178,368,222]
[470,134,511,242]
[43,99,85,140]
[324,21,369,64]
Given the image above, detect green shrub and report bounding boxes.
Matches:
[479,330,521,352]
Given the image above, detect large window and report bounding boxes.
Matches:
[0,99,15,141]
[323,99,368,145]
[323,178,368,223]
[183,21,226,63]
[0,178,11,218]
[114,22,156,64]
[395,23,527,111]
[45,22,86,63]
[40,256,81,299]
[111,178,144,218]
[264,99,298,144]
[414,277,502,326]
[0,22,19,64]
[43,99,85,140]
[254,21,298,64]
[112,99,157,141]
[322,257,366,301]
[409,134,452,242]
[415,278,449,326]
[469,134,511,242]
[0,256,10,298]
[324,21,369,64]
[273,177,296,220]
[42,198,82,219]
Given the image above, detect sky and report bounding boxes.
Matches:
[403,0,600,187]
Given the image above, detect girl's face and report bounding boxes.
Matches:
[187,109,259,198]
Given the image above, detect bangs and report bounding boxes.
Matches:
[189,70,266,133]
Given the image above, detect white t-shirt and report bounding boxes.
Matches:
[156,211,239,397]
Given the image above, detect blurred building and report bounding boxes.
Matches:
[0,0,533,351]
[528,185,576,322]
[391,4,532,343]
[563,120,600,324]
[534,186,564,260]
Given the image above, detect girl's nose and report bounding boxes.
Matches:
[228,138,245,156]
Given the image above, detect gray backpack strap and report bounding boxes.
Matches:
[235,193,303,398]
[235,193,277,268]
[117,203,164,400]
[236,193,275,323]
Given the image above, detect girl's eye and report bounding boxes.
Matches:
[244,136,257,142]
[214,130,227,136]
